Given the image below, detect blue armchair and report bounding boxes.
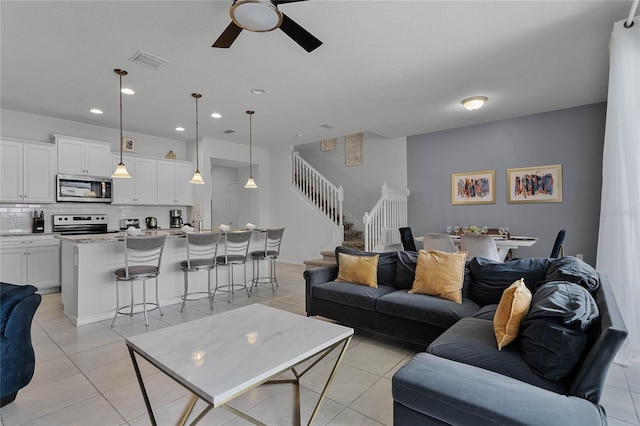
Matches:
[1,283,41,407]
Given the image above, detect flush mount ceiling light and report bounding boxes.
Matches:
[244,110,257,189]
[189,93,205,185]
[112,69,132,179]
[231,0,282,32]
[121,88,135,95]
[461,96,488,111]
[211,112,222,119]
[251,88,266,95]
[90,108,103,114]
[175,126,185,132]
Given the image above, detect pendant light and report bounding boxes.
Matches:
[112,69,132,178]
[244,110,257,188]
[189,93,205,184]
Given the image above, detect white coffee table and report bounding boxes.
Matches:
[126,304,354,425]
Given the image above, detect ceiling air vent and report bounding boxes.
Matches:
[320,124,336,129]
[223,129,235,134]
[128,50,170,70]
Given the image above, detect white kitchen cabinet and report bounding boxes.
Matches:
[55,134,112,177]
[157,160,194,206]
[111,154,158,205]
[0,138,56,203]
[0,237,60,292]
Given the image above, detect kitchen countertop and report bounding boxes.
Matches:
[55,228,189,243]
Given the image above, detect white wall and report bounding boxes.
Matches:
[295,132,408,229]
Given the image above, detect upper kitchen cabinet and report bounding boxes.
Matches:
[54,134,112,177]
[111,154,158,205]
[0,138,56,203]
[157,160,194,206]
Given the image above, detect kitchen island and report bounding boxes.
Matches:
[57,229,266,326]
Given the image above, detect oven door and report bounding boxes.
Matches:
[56,175,112,203]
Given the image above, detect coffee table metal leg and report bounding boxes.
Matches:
[128,346,157,426]
[178,395,198,426]
[307,336,352,425]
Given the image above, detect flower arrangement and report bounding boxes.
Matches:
[468,226,483,235]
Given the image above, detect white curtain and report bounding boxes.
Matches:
[597,18,640,366]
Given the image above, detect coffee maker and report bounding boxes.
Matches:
[170,209,183,228]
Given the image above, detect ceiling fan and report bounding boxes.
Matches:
[212,0,322,53]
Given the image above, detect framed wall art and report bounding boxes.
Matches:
[321,138,336,151]
[122,137,135,153]
[345,132,363,166]
[451,170,496,205]
[507,164,562,203]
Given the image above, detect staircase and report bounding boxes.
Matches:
[303,221,364,269]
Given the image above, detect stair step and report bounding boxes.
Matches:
[321,250,336,261]
[341,239,365,250]
[344,229,363,240]
[303,258,337,269]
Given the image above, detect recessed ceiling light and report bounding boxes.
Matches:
[90,108,103,114]
[121,88,135,95]
[211,112,222,119]
[295,134,303,138]
[175,126,185,132]
[251,88,266,95]
[461,96,488,110]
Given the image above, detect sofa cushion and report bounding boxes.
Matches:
[396,251,473,296]
[544,256,600,294]
[335,252,379,288]
[473,304,498,320]
[494,278,532,350]
[312,281,397,311]
[469,257,553,305]
[427,317,568,394]
[335,246,398,287]
[520,281,599,381]
[409,250,467,303]
[377,290,480,329]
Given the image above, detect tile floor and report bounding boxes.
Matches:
[1,263,639,426]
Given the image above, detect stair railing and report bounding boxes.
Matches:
[363,183,410,252]
[290,147,344,242]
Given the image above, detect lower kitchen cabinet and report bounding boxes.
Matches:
[0,237,60,292]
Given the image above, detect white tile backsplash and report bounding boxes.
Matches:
[0,203,189,234]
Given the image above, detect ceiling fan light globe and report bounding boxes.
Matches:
[231,0,282,32]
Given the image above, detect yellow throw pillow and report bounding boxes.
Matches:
[494,278,532,351]
[335,253,379,288]
[409,249,467,303]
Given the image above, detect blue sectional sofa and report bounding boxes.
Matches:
[1,283,41,406]
[304,247,627,426]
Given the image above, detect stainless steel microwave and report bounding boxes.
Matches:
[56,174,112,203]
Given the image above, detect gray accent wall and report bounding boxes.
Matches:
[407,103,606,265]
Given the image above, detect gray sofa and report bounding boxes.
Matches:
[304,247,627,426]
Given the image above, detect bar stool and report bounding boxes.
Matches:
[179,232,220,313]
[213,230,252,301]
[111,234,167,327]
[250,228,285,293]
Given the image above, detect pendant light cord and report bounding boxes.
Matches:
[119,72,124,164]
[249,112,253,178]
[194,93,200,172]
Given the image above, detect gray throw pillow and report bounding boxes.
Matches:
[519,281,599,381]
[543,256,600,294]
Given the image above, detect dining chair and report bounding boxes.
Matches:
[250,228,285,293]
[460,234,501,262]
[550,229,566,258]
[214,230,253,301]
[179,232,221,313]
[111,234,167,327]
[423,233,457,253]
[399,227,417,252]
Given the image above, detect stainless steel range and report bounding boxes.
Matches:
[52,214,115,235]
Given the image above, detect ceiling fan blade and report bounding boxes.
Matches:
[279,13,322,52]
[212,22,243,48]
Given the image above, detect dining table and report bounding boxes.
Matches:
[415,234,538,261]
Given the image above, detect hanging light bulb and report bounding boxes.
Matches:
[244,110,257,189]
[189,93,205,184]
[112,69,132,178]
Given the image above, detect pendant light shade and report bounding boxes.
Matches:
[112,69,131,179]
[189,93,205,184]
[244,110,257,189]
